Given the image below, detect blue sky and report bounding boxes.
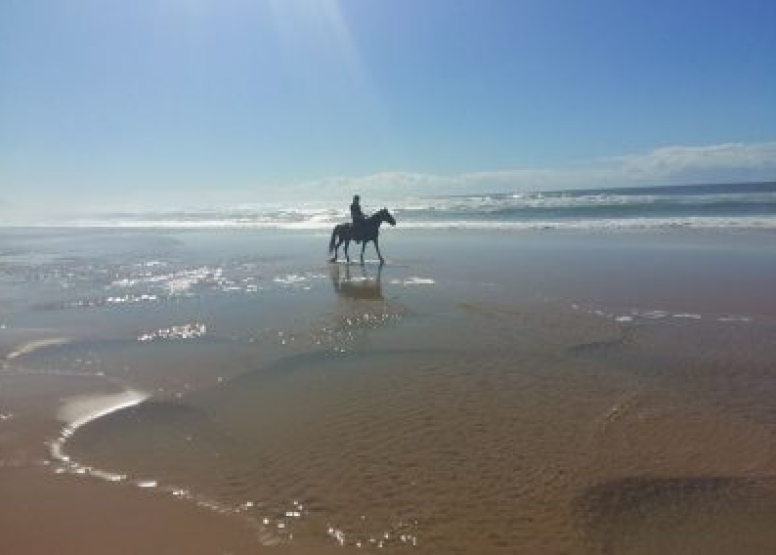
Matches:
[1,0,775,216]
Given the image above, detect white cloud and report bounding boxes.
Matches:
[617,141,776,179]
[289,140,776,200]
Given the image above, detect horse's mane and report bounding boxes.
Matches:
[367,208,385,221]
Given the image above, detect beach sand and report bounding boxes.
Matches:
[2,227,776,554]
[0,467,261,555]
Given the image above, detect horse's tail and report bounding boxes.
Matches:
[328,225,338,255]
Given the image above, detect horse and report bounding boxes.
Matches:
[328,208,396,265]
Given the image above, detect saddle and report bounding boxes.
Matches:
[352,219,365,243]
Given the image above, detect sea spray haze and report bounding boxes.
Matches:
[42,182,776,231]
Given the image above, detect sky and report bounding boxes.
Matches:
[1,0,775,217]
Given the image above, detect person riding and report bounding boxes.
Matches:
[350,195,366,242]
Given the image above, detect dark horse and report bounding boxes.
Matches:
[329,208,396,264]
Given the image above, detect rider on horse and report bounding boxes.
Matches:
[329,203,396,264]
[350,195,366,243]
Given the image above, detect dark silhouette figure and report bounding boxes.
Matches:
[350,195,366,242]
[329,207,396,265]
[329,261,383,300]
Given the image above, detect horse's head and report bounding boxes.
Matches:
[379,207,396,226]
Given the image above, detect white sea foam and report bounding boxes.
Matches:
[391,277,436,286]
[105,294,159,304]
[137,322,207,342]
[111,267,216,295]
[589,306,754,325]
[717,315,753,323]
[50,388,149,482]
[394,216,776,231]
[56,215,776,231]
[638,310,671,320]
[274,274,308,285]
[6,338,71,361]
[56,389,149,431]
[272,272,326,289]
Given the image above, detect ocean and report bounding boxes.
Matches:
[63,182,776,231]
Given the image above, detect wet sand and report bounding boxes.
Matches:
[0,467,261,555]
[2,227,776,554]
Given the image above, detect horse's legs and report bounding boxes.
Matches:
[374,237,385,265]
[330,235,340,262]
[344,239,351,263]
[360,240,367,265]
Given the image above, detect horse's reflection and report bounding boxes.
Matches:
[329,262,383,300]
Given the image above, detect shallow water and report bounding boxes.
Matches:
[65,315,776,554]
[3,228,776,553]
